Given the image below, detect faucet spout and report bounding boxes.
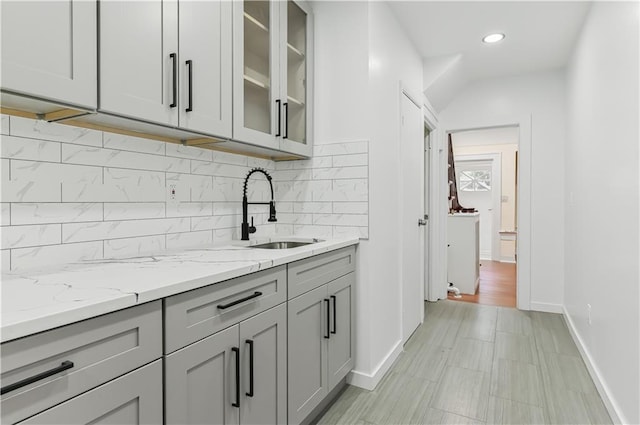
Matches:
[242,168,277,241]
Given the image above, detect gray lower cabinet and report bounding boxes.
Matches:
[287,272,355,425]
[1,301,162,425]
[165,303,287,425]
[327,273,355,390]
[20,360,163,425]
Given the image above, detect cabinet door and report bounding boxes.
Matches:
[327,273,355,390]
[178,0,232,138]
[20,360,163,425]
[165,325,240,425]
[232,0,280,150]
[99,0,178,126]
[239,304,287,425]
[0,1,96,109]
[287,285,328,425]
[278,0,313,157]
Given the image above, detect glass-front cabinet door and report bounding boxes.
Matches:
[233,0,280,150]
[233,0,313,157]
[279,0,313,157]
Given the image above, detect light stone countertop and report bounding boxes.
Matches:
[0,236,359,343]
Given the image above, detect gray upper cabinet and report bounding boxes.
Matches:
[20,360,163,425]
[177,0,233,137]
[165,304,287,425]
[278,0,313,157]
[99,0,178,126]
[0,0,97,109]
[99,0,232,137]
[233,0,313,156]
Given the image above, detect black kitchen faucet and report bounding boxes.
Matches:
[241,168,277,240]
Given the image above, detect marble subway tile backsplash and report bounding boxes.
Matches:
[0,114,368,271]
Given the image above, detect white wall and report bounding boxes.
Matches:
[313,1,424,388]
[564,2,639,423]
[439,70,566,311]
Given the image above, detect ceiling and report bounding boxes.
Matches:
[387,1,591,110]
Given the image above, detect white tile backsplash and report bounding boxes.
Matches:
[62,182,166,203]
[11,160,102,184]
[0,113,368,271]
[104,203,166,221]
[2,180,61,202]
[166,143,214,161]
[1,224,61,249]
[1,135,61,162]
[103,132,166,155]
[62,217,190,243]
[1,203,10,225]
[10,116,103,147]
[166,230,213,250]
[12,203,103,225]
[1,115,9,135]
[104,234,166,258]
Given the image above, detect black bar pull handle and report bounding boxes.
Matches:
[275,99,281,137]
[186,59,193,112]
[283,102,289,139]
[170,53,177,108]
[217,291,262,310]
[330,295,337,334]
[246,339,254,397]
[1,361,74,395]
[232,347,240,408]
[324,299,330,339]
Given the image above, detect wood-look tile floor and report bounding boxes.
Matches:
[316,300,612,425]
[448,261,517,308]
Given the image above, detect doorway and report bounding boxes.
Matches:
[447,127,519,308]
[400,89,424,344]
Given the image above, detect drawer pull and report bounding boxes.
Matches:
[1,361,74,395]
[217,291,262,310]
[331,295,337,334]
[246,339,254,397]
[324,299,330,339]
[170,53,177,108]
[232,347,240,408]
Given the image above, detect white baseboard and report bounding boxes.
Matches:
[499,256,516,263]
[530,302,563,314]
[562,307,624,424]
[347,339,403,391]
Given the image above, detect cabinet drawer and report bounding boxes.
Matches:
[20,360,163,425]
[287,246,356,299]
[1,301,162,424]
[165,266,286,353]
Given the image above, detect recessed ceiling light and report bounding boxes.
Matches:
[482,33,505,44]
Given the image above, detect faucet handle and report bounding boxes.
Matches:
[249,216,257,234]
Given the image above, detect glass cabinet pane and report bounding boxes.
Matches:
[286,1,306,144]
[243,0,271,134]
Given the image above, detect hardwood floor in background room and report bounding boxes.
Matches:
[448,261,516,308]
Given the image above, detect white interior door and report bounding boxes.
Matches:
[455,159,494,260]
[400,92,424,344]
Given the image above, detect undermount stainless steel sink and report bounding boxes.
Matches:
[248,240,319,249]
